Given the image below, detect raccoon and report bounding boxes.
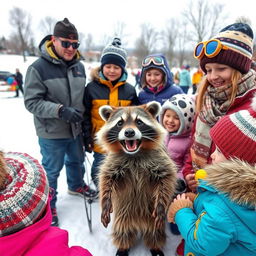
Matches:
[97,101,177,256]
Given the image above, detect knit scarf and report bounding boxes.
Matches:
[191,70,256,170]
[148,84,164,94]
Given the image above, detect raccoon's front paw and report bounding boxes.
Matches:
[101,201,113,228]
[101,208,111,228]
[152,204,165,229]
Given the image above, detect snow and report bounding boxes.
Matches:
[0,54,181,256]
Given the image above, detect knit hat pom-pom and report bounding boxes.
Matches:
[195,169,207,180]
[112,37,122,47]
[251,94,256,111]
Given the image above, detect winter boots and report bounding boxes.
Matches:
[115,248,164,256]
[115,249,129,256]
[51,208,59,227]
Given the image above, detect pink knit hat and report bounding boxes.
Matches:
[0,152,49,236]
[210,96,256,164]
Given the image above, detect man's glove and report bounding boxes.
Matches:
[83,136,94,153]
[58,106,83,123]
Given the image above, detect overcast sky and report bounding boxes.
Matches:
[1,0,256,48]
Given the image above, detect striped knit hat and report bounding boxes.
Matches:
[210,95,256,164]
[100,37,127,71]
[200,22,253,74]
[0,152,49,236]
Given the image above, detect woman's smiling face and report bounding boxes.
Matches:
[205,63,233,88]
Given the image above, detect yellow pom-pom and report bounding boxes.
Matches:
[195,169,207,180]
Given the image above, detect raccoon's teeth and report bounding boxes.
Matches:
[125,140,138,151]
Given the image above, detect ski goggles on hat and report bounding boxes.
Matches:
[57,38,80,49]
[142,56,165,67]
[194,39,229,59]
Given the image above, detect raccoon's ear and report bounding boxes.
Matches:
[145,101,161,118]
[99,105,114,121]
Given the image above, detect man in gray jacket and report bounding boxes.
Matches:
[24,18,97,227]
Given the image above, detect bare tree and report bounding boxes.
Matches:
[83,33,94,51]
[113,21,128,45]
[133,23,160,65]
[77,32,86,52]
[98,34,113,51]
[176,21,191,67]
[183,0,226,43]
[6,34,20,54]
[0,37,8,51]
[9,7,34,61]
[162,18,179,65]
[39,16,57,36]
[97,22,128,52]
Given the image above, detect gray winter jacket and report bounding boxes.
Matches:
[24,35,86,139]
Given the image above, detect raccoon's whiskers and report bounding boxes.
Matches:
[107,139,118,144]
[142,135,160,144]
[142,131,158,138]
[106,133,118,144]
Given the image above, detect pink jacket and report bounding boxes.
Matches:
[165,132,191,178]
[0,201,92,256]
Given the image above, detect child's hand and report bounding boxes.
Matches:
[185,192,197,202]
[167,193,193,223]
[185,173,198,192]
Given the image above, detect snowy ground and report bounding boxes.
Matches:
[0,58,181,255]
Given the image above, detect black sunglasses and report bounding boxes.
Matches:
[57,38,80,49]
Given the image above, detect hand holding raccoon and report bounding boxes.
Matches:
[97,101,177,256]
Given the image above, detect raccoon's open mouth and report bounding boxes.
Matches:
[120,139,141,153]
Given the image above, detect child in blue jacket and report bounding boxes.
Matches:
[138,54,183,105]
[167,95,256,256]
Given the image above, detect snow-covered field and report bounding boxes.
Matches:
[0,54,181,255]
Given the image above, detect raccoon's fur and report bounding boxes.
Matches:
[97,101,177,253]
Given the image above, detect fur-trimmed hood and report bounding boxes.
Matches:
[89,66,101,82]
[200,159,256,208]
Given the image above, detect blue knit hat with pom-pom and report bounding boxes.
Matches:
[100,38,127,70]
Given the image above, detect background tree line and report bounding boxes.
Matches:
[1,0,255,66]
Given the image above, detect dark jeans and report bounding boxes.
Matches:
[39,136,85,209]
[192,84,197,94]
[15,84,23,97]
[180,86,189,94]
[91,152,105,190]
